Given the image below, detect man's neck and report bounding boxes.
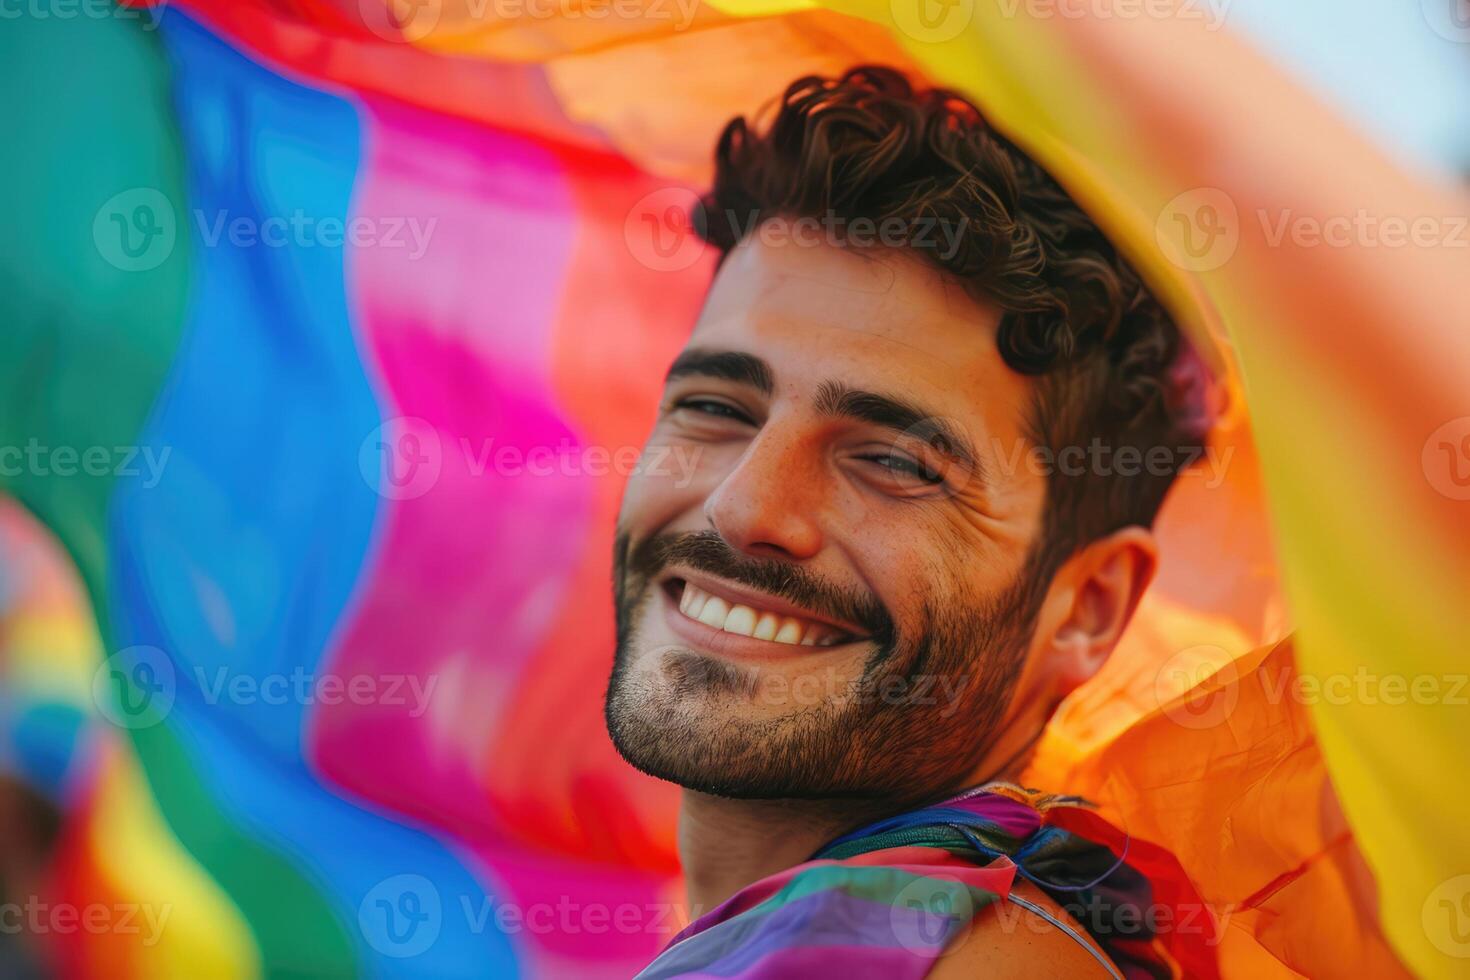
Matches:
[678,792,892,913]
[676,726,1045,914]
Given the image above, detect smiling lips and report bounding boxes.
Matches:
[675,580,859,647]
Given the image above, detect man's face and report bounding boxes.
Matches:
[606,235,1052,806]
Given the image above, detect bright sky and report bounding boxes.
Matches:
[1231,0,1470,177]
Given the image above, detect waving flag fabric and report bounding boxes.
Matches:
[1,1,1465,977]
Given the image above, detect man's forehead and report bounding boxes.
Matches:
[694,237,1012,391]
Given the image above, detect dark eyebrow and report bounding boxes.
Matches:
[814,380,982,479]
[664,348,775,396]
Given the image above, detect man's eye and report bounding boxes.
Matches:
[861,453,945,486]
[673,398,753,424]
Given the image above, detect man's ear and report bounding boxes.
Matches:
[1034,526,1158,700]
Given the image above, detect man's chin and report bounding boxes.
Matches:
[605,658,872,800]
[604,722,878,802]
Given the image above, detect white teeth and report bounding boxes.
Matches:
[681,583,709,618]
[698,596,730,629]
[676,581,855,647]
[723,605,758,637]
[773,619,803,645]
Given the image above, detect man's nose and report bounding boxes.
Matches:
[702,428,824,562]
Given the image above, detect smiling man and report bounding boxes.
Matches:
[607,67,1211,978]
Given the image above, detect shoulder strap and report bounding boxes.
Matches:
[1006,892,1125,980]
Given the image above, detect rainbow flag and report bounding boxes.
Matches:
[2,1,1465,976]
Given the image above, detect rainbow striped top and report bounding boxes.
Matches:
[638,786,1217,979]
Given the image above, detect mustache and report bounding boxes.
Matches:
[619,529,894,641]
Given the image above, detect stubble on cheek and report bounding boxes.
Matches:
[659,649,764,702]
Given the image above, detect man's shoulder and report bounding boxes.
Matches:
[925,879,1118,979]
[644,860,1119,980]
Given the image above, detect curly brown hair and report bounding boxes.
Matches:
[695,66,1208,577]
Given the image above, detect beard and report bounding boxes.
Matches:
[605,529,1048,807]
